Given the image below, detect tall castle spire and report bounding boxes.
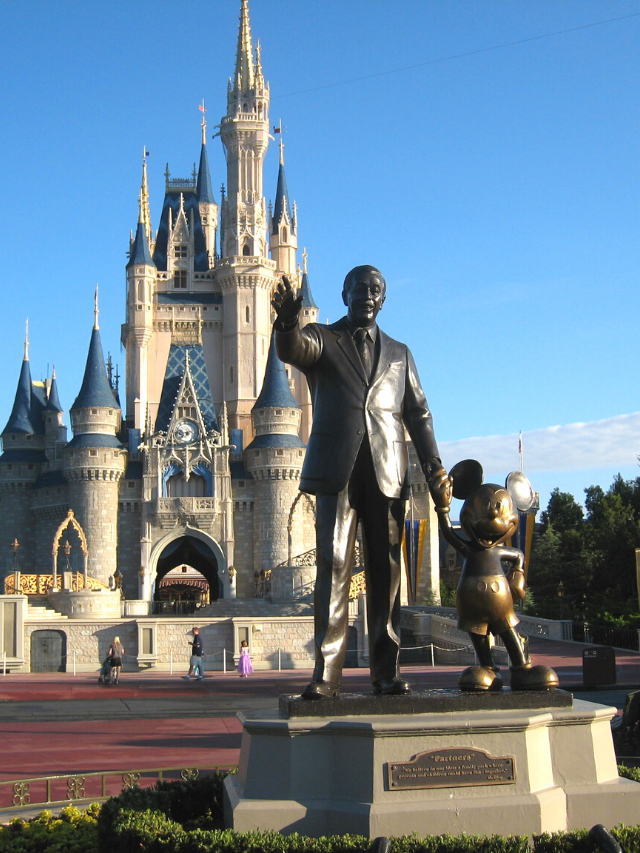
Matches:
[269,124,297,276]
[3,323,34,435]
[71,313,119,413]
[234,0,254,92]
[196,102,215,205]
[220,0,270,260]
[139,147,152,245]
[128,162,155,271]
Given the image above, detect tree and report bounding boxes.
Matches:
[540,488,584,533]
[528,477,640,625]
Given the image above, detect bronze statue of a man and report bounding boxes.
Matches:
[273,266,446,699]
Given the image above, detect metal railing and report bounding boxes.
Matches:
[0,764,233,813]
[572,623,640,651]
[151,601,199,616]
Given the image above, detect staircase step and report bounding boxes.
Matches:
[27,605,69,621]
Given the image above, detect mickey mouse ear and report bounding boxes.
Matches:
[449,459,483,500]
[506,471,534,512]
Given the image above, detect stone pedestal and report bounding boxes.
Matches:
[224,697,640,839]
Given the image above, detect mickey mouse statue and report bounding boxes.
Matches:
[430,460,559,692]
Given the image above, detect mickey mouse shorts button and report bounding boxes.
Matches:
[491,580,501,593]
[477,581,487,592]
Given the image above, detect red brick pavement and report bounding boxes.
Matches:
[0,639,636,785]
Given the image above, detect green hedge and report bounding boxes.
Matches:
[0,803,100,853]
[1,767,640,853]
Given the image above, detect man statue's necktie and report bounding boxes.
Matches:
[354,328,372,383]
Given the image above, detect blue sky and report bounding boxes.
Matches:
[0,0,638,514]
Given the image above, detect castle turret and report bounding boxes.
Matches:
[123,151,157,431]
[43,367,67,463]
[244,332,305,574]
[197,108,218,266]
[0,327,45,578]
[269,135,297,276]
[63,297,127,585]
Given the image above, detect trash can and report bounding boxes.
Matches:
[582,646,616,686]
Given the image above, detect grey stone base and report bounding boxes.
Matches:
[224,699,640,838]
[280,688,573,718]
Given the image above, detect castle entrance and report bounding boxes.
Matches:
[153,536,220,610]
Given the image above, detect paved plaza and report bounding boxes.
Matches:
[0,637,636,815]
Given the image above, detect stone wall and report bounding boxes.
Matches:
[117,497,142,598]
[232,480,254,598]
[19,611,365,673]
[0,486,35,580]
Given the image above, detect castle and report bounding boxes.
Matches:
[0,0,438,621]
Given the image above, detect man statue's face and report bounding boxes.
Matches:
[344,270,385,328]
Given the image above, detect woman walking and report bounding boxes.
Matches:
[108,636,124,684]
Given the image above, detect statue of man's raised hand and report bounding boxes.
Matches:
[272,275,303,329]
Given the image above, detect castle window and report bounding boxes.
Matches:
[91,409,98,415]
[25,435,31,441]
[128,481,135,488]
[276,449,284,456]
[238,481,245,488]
[281,226,288,242]
[298,451,303,457]
[229,365,234,384]
[6,464,11,470]
[90,450,98,457]
[175,244,187,258]
[254,451,260,458]
[166,472,206,498]
[275,409,282,415]
[245,305,250,323]
[242,244,250,256]
[174,270,188,289]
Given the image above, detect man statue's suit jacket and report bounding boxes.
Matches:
[276,316,440,499]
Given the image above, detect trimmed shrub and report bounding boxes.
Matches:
[0,803,100,853]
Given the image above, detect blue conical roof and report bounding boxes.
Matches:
[299,271,318,310]
[3,358,34,434]
[71,328,119,411]
[197,142,215,204]
[271,161,294,234]
[254,332,300,410]
[127,220,155,269]
[45,373,63,413]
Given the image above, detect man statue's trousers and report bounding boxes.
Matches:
[311,437,407,686]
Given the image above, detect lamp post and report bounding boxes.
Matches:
[11,539,20,571]
[11,539,20,595]
[557,580,565,621]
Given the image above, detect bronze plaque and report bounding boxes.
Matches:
[388,747,515,790]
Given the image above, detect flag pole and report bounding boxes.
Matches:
[519,430,524,473]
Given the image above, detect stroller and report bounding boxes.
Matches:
[98,654,113,684]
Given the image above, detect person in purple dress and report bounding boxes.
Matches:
[238,640,253,677]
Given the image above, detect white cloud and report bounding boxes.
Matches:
[439,413,640,474]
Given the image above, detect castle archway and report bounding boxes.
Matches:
[149,527,225,603]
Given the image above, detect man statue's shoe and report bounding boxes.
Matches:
[373,677,411,696]
[301,680,340,700]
